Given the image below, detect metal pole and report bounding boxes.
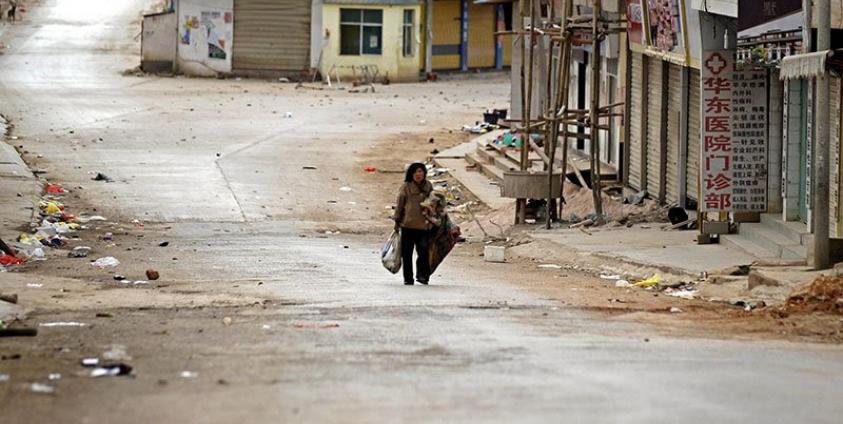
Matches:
[813,0,831,269]
[425,0,433,77]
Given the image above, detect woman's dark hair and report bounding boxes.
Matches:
[404,162,427,183]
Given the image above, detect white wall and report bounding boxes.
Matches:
[310,0,323,69]
[142,12,177,72]
[782,80,802,221]
[176,0,234,76]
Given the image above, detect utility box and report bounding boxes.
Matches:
[141,11,176,74]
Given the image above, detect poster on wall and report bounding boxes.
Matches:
[180,15,198,45]
[627,0,645,45]
[646,0,685,57]
[201,11,227,60]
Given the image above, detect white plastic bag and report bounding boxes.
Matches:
[381,230,402,274]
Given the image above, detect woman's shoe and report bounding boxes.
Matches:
[404,281,414,285]
[416,278,429,285]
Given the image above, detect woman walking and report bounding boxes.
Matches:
[394,162,433,285]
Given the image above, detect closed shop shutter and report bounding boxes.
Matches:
[467,2,495,68]
[432,0,461,70]
[646,57,664,199]
[628,53,645,190]
[687,69,700,201]
[831,77,841,236]
[665,63,682,204]
[233,0,311,72]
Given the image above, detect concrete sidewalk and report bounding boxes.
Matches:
[0,116,40,246]
[0,115,40,321]
[528,225,759,277]
[441,135,825,305]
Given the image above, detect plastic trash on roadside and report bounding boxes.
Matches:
[0,255,24,266]
[634,275,662,287]
[380,230,402,274]
[90,257,120,268]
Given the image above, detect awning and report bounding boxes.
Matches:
[780,50,833,80]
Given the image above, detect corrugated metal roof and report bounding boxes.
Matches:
[780,50,833,80]
[324,0,420,5]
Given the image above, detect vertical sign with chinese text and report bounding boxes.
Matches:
[701,50,734,211]
[731,69,768,211]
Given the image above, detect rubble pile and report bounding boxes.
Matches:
[782,275,843,315]
[561,185,670,226]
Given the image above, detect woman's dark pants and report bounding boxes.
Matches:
[401,228,430,283]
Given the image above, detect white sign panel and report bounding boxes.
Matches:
[701,50,734,211]
[731,68,768,211]
[700,50,769,212]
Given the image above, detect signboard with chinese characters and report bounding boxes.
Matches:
[731,68,768,211]
[646,0,686,57]
[738,0,802,32]
[701,50,769,212]
[701,50,734,211]
[627,0,645,45]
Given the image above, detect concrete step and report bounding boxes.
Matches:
[465,151,504,183]
[760,213,809,245]
[737,223,807,260]
[475,146,520,173]
[721,233,779,260]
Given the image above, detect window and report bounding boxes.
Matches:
[402,10,414,57]
[340,9,383,55]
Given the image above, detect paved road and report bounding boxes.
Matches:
[1,1,842,423]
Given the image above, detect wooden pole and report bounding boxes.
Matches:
[0,237,15,256]
[546,0,569,229]
[516,0,528,224]
[589,0,604,220]
[557,0,573,220]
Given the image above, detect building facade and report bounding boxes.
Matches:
[319,0,422,82]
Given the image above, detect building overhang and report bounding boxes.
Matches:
[691,0,737,18]
[324,0,421,5]
[779,50,843,79]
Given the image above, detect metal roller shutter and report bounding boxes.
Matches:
[646,57,664,200]
[666,63,682,204]
[233,0,311,72]
[687,69,700,202]
[831,77,841,236]
[628,53,645,190]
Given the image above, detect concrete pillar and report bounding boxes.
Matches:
[460,0,468,71]
[495,4,504,70]
[813,0,831,269]
[767,71,784,214]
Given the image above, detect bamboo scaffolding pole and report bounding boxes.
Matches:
[555,0,574,222]
[588,0,604,220]
[517,0,527,224]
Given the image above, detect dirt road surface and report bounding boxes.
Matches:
[1,1,843,423]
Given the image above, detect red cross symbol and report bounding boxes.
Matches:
[705,53,727,75]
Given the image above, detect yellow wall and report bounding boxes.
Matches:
[321,4,422,82]
[467,2,495,68]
